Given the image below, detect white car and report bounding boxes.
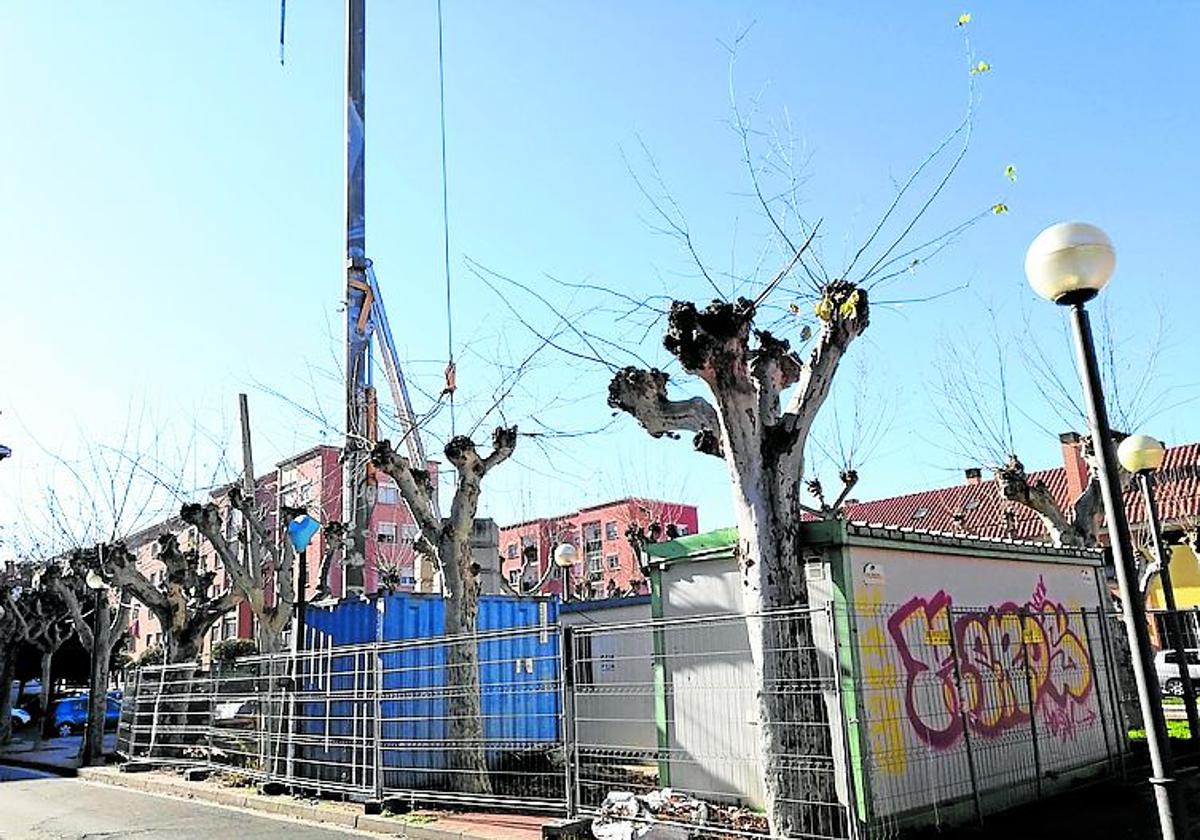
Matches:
[9,708,31,727]
[1155,649,1200,696]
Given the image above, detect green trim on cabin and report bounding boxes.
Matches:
[649,564,671,786]
[644,527,738,562]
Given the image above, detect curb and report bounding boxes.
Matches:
[0,756,80,778]
[76,768,512,839]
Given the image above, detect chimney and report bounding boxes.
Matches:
[964,467,982,485]
[1060,431,1089,500]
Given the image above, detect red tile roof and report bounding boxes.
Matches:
[837,442,1200,542]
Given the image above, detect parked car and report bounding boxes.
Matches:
[9,708,31,729]
[50,694,121,738]
[213,698,258,730]
[1155,649,1200,696]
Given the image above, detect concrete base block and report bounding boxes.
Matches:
[257,780,287,796]
[542,818,593,840]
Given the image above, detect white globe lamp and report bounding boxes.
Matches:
[1118,434,1166,475]
[1024,222,1115,305]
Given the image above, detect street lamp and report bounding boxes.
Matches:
[1119,434,1200,742]
[81,567,108,768]
[285,512,321,655]
[553,543,578,604]
[1026,222,1183,839]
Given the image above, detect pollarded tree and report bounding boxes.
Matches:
[371,426,517,796]
[12,582,73,740]
[609,287,867,835]
[602,20,999,836]
[101,534,241,663]
[183,487,293,655]
[43,548,132,763]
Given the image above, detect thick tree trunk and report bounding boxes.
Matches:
[0,651,14,746]
[82,601,113,764]
[39,651,54,741]
[733,467,835,838]
[443,558,490,795]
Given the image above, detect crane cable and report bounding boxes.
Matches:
[437,0,457,437]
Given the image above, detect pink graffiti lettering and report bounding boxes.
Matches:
[886,577,1097,749]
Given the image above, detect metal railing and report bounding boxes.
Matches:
[120,623,566,810]
[119,601,1128,839]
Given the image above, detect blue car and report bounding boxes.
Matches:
[51,695,121,738]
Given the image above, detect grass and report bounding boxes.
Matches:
[1129,719,1193,740]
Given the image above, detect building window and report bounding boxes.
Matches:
[509,569,522,586]
[676,524,689,536]
[377,483,399,505]
[521,534,536,548]
[607,554,620,570]
[377,522,398,544]
[399,524,419,546]
[583,522,603,568]
[604,521,618,541]
[507,543,518,559]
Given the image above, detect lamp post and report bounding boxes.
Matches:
[285,512,321,655]
[1120,434,1200,743]
[81,568,108,767]
[554,543,579,604]
[1026,222,1183,839]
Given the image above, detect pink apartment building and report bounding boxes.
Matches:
[125,444,434,659]
[499,498,699,600]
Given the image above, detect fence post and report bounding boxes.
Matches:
[828,602,864,840]
[373,641,384,802]
[207,667,217,768]
[560,624,576,817]
[1080,608,1115,772]
[1018,608,1044,800]
[1096,608,1129,780]
[945,610,984,825]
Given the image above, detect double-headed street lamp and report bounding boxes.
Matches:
[1026,223,1183,840]
[1119,434,1200,742]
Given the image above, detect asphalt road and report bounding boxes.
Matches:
[0,766,373,839]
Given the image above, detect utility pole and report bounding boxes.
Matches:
[343,0,370,596]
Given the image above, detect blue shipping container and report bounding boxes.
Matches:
[294,593,561,795]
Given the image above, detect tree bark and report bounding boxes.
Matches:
[373,426,516,797]
[0,650,14,746]
[39,650,54,741]
[609,287,866,837]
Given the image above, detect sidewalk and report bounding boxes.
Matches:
[0,732,118,776]
[77,766,563,840]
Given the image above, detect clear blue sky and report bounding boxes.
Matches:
[2,2,1198,550]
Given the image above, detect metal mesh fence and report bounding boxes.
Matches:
[120,624,565,810]
[117,602,1128,839]
[566,607,849,840]
[847,602,1125,839]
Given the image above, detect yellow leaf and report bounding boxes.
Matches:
[992,202,1009,215]
[814,297,834,322]
[838,289,861,320]
[1005,164,1017,182]
[970,60,991,75]
[788,302,800,315]
[957,12,971,26]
